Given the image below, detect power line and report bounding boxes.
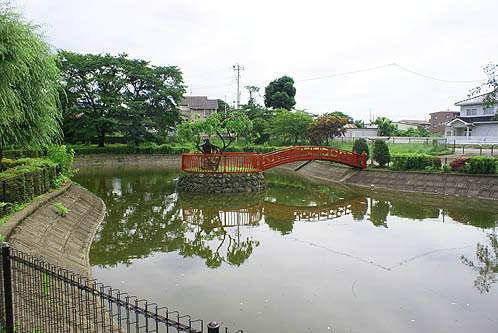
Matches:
[295,64,395,82]
[392,63,486,83]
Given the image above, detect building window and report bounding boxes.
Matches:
[433,124,437,128]
[466,108,477,116]
[446,115,450,118]
[204,109,212,117]
[434,115,438,120]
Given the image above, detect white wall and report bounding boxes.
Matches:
[343,128,378,138]
[473,123,498,137]
[459,103,496,117]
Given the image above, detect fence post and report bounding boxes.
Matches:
[1,244,14,333]
[462,145,465,154]
[453,140,456,153]
[207,321,220,333]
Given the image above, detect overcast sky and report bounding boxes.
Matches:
[17,0,498,121]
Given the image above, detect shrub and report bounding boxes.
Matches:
[391,153,432,170]
[0,158,15,171]
[47,145,75,177]
[449,157,467,172]
[465,156,497,174]
[352,138,369,159]
[442,164,451,173]
[373,140,390,167]
[430,156,442,169]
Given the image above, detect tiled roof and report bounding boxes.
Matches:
[180,96,218,109]
[455,116,494,123]
[398,120,430,125]
[455,93,497,106]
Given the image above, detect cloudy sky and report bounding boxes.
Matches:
[17,0,498,122]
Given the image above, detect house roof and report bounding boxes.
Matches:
[398,120,430,125]
[454,93,497,106]
[446,116,495,126]
[180,96,218,110]
[344,123,357,129]
[429,110,459,115]
[455,116,494,123]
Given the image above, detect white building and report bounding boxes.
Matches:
[445,94,498,143]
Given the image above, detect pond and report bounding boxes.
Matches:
[73,166,498,333]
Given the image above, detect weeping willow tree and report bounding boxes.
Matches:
[0,2,61,168]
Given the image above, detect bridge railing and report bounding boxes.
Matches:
[182,147,367,173]
[182,153,263,173]
[262,146,366,169]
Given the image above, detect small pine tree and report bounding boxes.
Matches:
[373,139,390,167]
[352,138,369,159]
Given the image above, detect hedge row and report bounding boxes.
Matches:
[61,144,284,156]
[0,165,59,218]
[450,156,497,174]
[390,153,441,171]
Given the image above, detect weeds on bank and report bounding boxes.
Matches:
[54,203,71,217]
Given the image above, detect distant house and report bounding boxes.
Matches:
[342,125,379,139]
[445,94,498,143]
[179,96,218,122]
[429,110,459,134]
[395,120,430,131]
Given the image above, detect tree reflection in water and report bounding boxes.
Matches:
[461,233,498,293]
[76,168,498,272]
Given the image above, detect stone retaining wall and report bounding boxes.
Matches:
[298,161,498,201]
[177,172,266,193]
[73,154,181,168]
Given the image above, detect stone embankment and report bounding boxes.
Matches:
[73,154,181,169]
[296,161,498,201]
[178,172,266,193]
[0,183,106,277]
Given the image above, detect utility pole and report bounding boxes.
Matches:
[233,64,244,109]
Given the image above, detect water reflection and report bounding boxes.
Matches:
[461,232,498,293]
[75,167,498,295]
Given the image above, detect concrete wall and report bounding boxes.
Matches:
[297,161,498,201]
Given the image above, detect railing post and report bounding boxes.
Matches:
[1,244,14,333]
[207,321,220,333]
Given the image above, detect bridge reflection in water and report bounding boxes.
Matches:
[179,192,367,228]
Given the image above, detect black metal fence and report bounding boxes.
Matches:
[0,166,59,219]
[0,244,241,333]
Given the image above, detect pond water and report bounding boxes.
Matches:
[73,166,498,333]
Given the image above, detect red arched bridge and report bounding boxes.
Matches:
[182,146,367,173]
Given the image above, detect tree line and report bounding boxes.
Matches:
[2,3,496,158]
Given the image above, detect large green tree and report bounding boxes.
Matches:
[59,51,185,146]
[0,4,61,166]
[176,109,253,153]
[264,75,296,110]
[268,109,312,145]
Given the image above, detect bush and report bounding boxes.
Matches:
[465,156,497,174]
[391,153,432,170]
[352,138,369,159]
[449,157,468,172]
[0,158,15,171]
[373,140,390,167]
[47,145,75,177]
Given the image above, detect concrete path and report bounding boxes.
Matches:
[1,182,106,277]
